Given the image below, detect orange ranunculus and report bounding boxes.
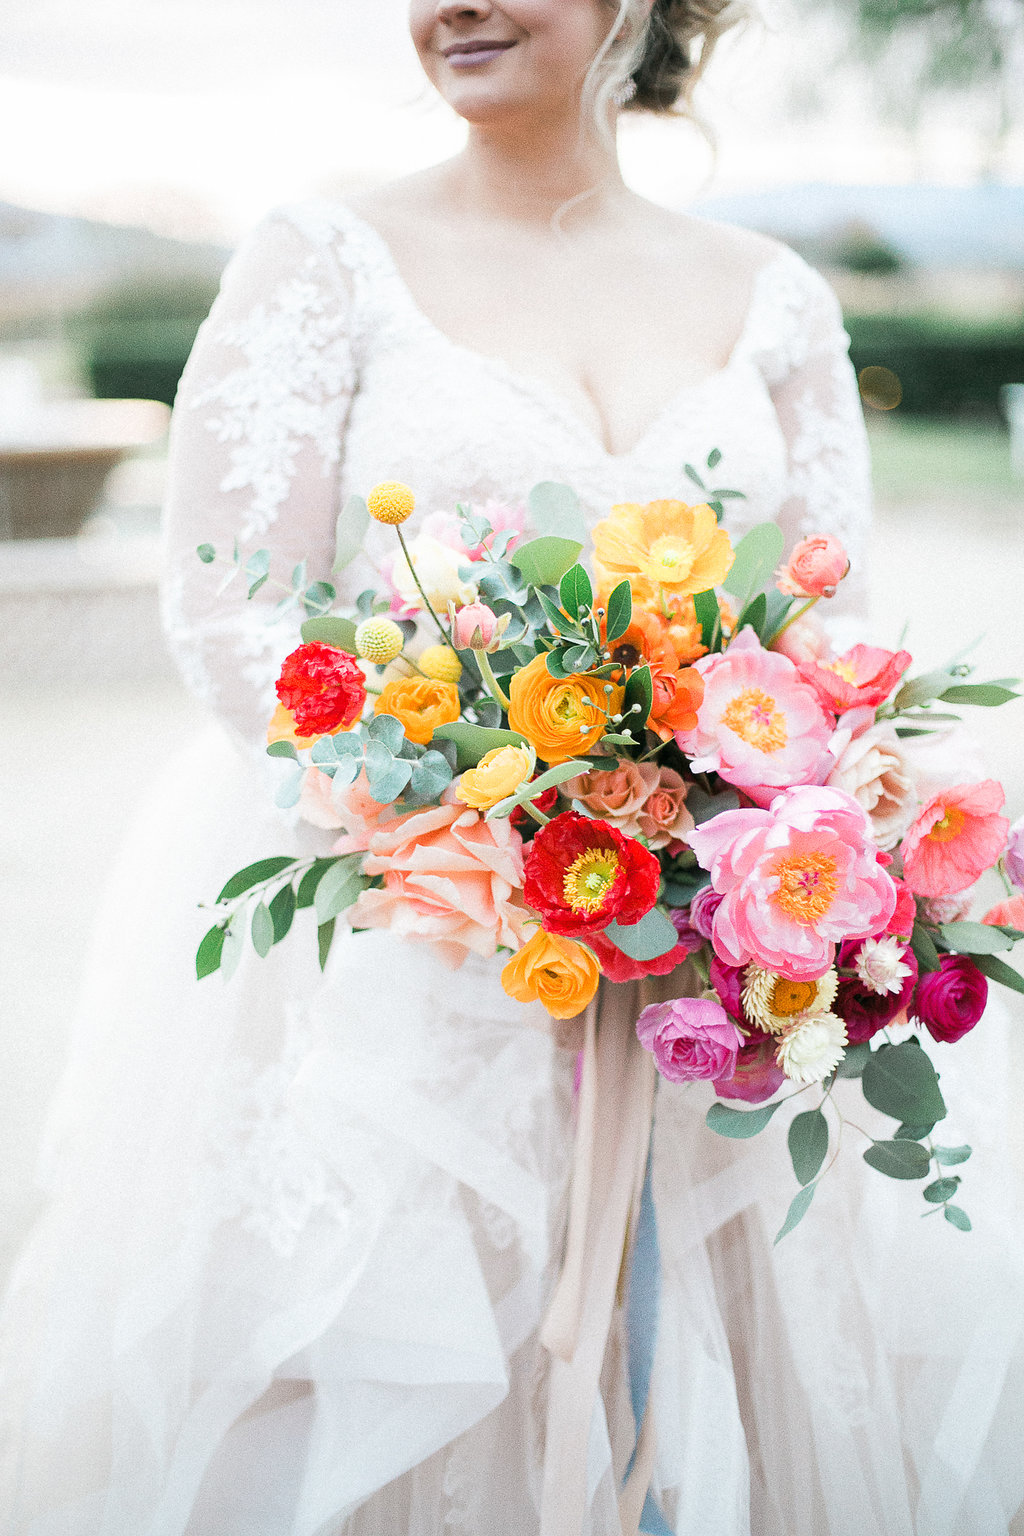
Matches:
[501,928,600,1019]
[603,608,705,741]
[507,654,623,766]
[375,676,460,746]
[593,500,734,602]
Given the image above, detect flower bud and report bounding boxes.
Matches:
[449,600,510,653]
[777,534,850,599]
[354,616,405,664]
[367,480,415,525]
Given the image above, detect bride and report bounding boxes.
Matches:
[3,1,1024,1532]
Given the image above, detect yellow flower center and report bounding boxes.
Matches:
[721,688,788,753]
[770,978,820,1016]
[928,805,965,843]
[563,849,621,914]
[825,658,859,685]
[771,853,839,924]
[647,535,696,582]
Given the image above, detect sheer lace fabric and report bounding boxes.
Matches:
[2,201,1022,1536]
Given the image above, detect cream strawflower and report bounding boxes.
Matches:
[741,964,838,1035]
[854,935,915,997]
[776,1012,848,1084]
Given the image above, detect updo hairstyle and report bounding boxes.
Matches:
[590,0,752,120]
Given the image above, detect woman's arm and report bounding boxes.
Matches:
[160,209,356,751]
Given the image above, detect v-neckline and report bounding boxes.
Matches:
[334,203,786,463]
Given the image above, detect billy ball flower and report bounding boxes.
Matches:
[417,644,463,684]
[523,811,660,939]
[367,480,415,525]
[354,616,405,665]
[275,642,367,738]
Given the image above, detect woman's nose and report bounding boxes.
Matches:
[435,1,494,20]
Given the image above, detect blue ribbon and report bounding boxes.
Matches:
[625,1140,676,1536]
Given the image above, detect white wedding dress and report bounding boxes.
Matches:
[2,201,1023,1536]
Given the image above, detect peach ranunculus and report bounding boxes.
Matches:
[825,722,916,851]
[346,803,526,966]
[297,766,401,852]
[593,500,734,605]
[456,744,534,811]
[604,608,704,740]
[507,653,623,766]
[501,927,600,1019]
[636,766,695,850]
[375,676,461,746]
[982,895,1024,930]
[561,760,659,836]
[901,779,1010,898]
[798,644,913,715]
[777,534,849,599]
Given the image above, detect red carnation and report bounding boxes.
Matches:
[275,642,367,738]
[523,811,660,939]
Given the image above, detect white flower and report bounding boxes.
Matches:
[777,1012,848,1084]
[391,534,477,613]
[741,964,838,1035]
[825,723,916,851]
[853,935,914,997]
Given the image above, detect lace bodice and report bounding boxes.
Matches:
[160,199,872,745]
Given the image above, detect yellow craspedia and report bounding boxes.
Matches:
[456,745,534,811]
[418,644,463,684]
[367,480,415,525]
[354,616,405,665]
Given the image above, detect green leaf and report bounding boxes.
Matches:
[366,713,405,753]
[939,920,1016,955]
[409,749,454,801]
[269,882,296,944]
[939,683,1019,707]
[296,858,339,910]
[896,1122,936,1140]
[266,739,299,761]
[622,664,653,730]
[835,1041,872,1079]
[774,1183,816,1245]
[247,574,269,599]
[864,1138,932,1179]
[274,764,303,809]
[300,614,359,651]
[944,1204,972,1232]
[684,462,707,491]
[894,669,957,711]
[245,548,270,580]
[604,907,680,961]
[934,1144,972,1166]
[923,1177,961,1203]
[251,902,275,958]
[706,446,722,470]
[788,1109,829,1186]
[911,922,942,973]
[605,580,632,643]
[737,591,767,639]
[559,563,593,620]
[333,494,370,571]
[302,580,335,617]
[196,542,216,563]
[685,785,741,824]
[721,522,785,611]
[861,1039,946,1126]
[692,588,720,650]
[705,1098,783,1138]
[363,742,413,805]
[219,921,245,982]
[217,857,297,903]
[196,924,226,980]
[314,859,365,923]
[562,642,597,672]
[973,953,1024,995]
[318,917,336,972]
[510,536,585,589]
[528,481,588,543]
[432,722,528,771]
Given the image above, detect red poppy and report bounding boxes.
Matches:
[523,811,660,939]
[587,930,690,983]
[276,642,367,737]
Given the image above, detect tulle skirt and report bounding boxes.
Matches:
[2,726,1023,1536]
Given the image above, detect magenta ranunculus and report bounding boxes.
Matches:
[688,784,897,982]
[669,906,706,955]
[688,884,723,939]
[836,937,918,1043]
[636,997,743,1084]
[709,955,745,1020]
[715,1031,787,1104]
[911,954,988,1043]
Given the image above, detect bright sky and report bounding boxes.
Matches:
[1,0,1019,238]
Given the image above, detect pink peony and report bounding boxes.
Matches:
[799,644,913,715]
[777,534,850,599]
[346,803,526,966]
[561,761,658,837]
[911,954,988,1043]
[676,629,833,801]
[688,785,898,981]
[424,500,528,561]
[901,779,1009,898]
[636,997,743,1083]
[715,1031,787,1103]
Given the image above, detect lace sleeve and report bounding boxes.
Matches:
[159,209,355,750]
[760,253,873,643]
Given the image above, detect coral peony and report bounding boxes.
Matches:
[275,642,367,738]
[523,811,660,939]
[592,499,734,604]
[347,803,525,965]
[835,936,917,1043]
[982,895,1024,930]
[901,779,1009,898]
[677,629,833,800]
[825,722,916,851]
[501,928,600,1019]
[456,744,534,811]
[688,785,897,981]
[374,676,461,747]
[777,534,850,599]
[884,876,917,938]
[798,645,912,715]
[587,929,693,983]
[507,654,621,766]
[636,997,743,1084]
[911,953,988,1043]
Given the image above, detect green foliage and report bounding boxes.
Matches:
[73,274,221,406]
[775,1183,816,1244]
[333,496,370,572]
[911,922,942,973]
[846,313,1024,419]
[217,857,297,904]
[939,921,1017,955]
[944,1204,973,1232]
[433,722,528,771]
[924,1176,961,1203]
[605,581,632,643]
[301,615,359,652]
[721,523,785,614]
[692,589,720,651]
[603,907,679,961]
[528,481,588,543]
[861,1039,946,1126]
[196,924,226,980]
[559,564,593,620]
[863,1139,932,1179]
[835,1041,872,1078]
[788,1109,829,1186]
[510,536,584,589]
[973,953,1024,996]
[934,1144,972,1166]
[706,1099,784,1138]
[318,918,336,972]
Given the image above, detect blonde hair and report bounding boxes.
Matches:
[584,0,752,128]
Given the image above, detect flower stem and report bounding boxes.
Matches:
[770,594,819,643]
[474,647,511,711]
[394,526,450,646]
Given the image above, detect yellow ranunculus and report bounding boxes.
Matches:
[456,745,534,811]
[501,928,600,1019]
[507,654,622,766]
[593,499,734,601]
[375,676,460,746]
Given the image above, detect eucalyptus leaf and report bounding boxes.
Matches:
[605,580,632,643]
[251,902,275,959]
[562,642,597,672]
[219,921,245,982]
[835,1041,872,1079]
[267,739,299,761]
[301,615,359,652]
[721,522,785,611]
[623,664,653,729]
[911,922,942,973]
[940,920,1016,955]
[274,764,304,809]
[510,536,585,589]
[296,858,339,910]
[333,494,370,571]
[706,446,722,470]
[896,1122,936,1140]
[366,713,406,753]
[314,860,364,923]
[196,542,216,563]
[934,1144,972,1166]
[706,1098,783,1139]
[863,1139,932,1179]
[528,481,587,542]
[684,462,706,490]
[302,580,335,617]
[247,575,269,599]
[245,548,270,579]
[788,1109,829,1186]
[923,1177,961,1203]
[363,742,413,805]
[944,1204,972,1231]
[685,785,741,824]
[409,749,454,800]
[737,591,767,639]
[604,907,680,961]
[217,857,297,903]
[196,924,226,980]
[895,670,957,711]
[774,1182,816,1245]
[861,1040,947,1126]
[318,918,336,972]
[536,588,579,636]
[940,683,1019,707]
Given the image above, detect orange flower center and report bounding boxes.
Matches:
[771,977,820,1016]
[771,853,839,924]
[721,688,788,753]
[563,849,621,914]
[928,805,965,843]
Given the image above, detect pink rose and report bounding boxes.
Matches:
[715,1032,787,1104]
[910,954,988,1043]
[919,891,974,926]
[688,885,723,939]
[636,997,743,1083]
[709,954,744,1018]
[669,907,706,956]
[347,803,526,966]
[825,722,916,851]
[298,767,399,852]
[636,767,695,849]
[777,534,850,598]
[561,760,659,837]
[770,608,833,666]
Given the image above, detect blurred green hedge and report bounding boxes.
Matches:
[845,312,1024,417]
[72,277,221,407]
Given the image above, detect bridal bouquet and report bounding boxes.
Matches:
[196,475,1023,1238]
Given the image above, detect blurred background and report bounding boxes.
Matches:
[1,0,1022,1278]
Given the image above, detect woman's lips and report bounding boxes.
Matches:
[443,41,517,69]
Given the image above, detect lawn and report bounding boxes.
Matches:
[866,416,1020,500]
